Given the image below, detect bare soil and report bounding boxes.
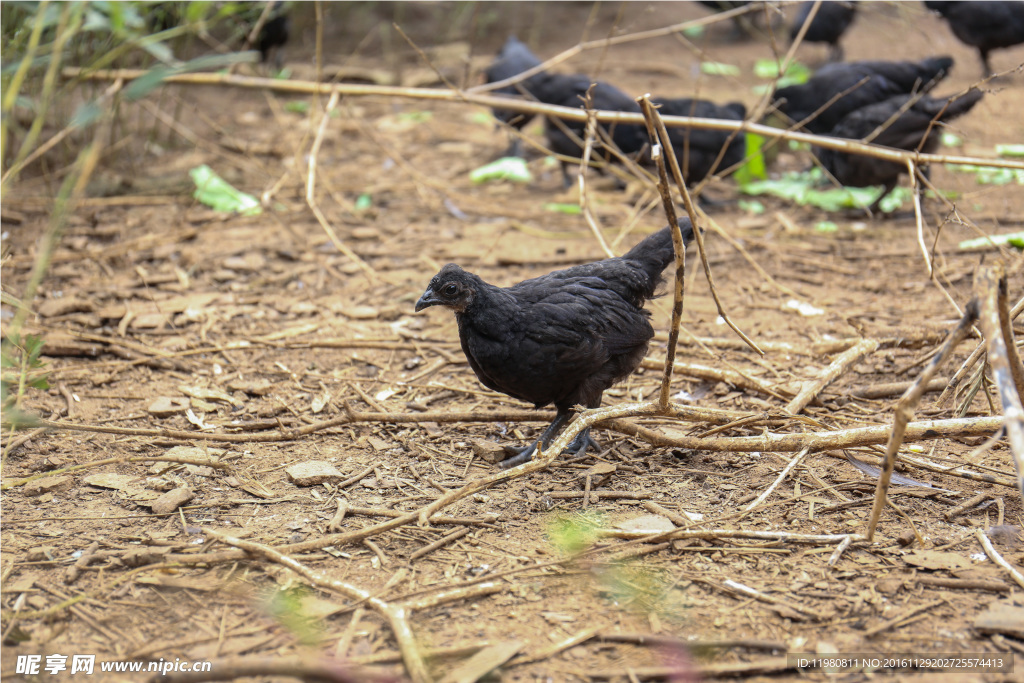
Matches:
[2,3,1024,682]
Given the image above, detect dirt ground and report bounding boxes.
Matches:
[2,2,1024,681]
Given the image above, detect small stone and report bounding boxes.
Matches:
[26,546,57,562]
[150,487,194,514]
[148,396,189,416]
[896,529,917,547]
[341,305,379,319]
[37,297,95,318]
[876,578,904,595]
[286,461,344,487]
[471,440,508,464]
[24,475,73,497]
[350,227,379,240]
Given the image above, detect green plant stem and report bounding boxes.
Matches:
[8,141,101,338]
[1,0,51,172]
[9,3,85,186]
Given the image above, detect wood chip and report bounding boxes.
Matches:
[149,487,195,514]
[286,461,345,486]
[147,396,190,416]
[438,640,523,683]
[23,475,73,497]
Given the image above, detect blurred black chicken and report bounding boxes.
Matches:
[485,36,546,157]
[814,89,984,212]
[253,1,289,71]
[698,0,759,39]
[534,73,649,187]
[653,97,748,184]
[923,1,1024,77]
[773,55,954,134]
[790,1,858,62]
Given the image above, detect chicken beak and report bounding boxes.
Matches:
[414,288,438,312]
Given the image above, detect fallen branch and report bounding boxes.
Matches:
[785,339,879,414]
[865,299,979,541]
[975,264,1024,496]
[59,68,1024,171]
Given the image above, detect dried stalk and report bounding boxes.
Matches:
[305,89,377,282]
[975,528,1024,590]
[59,68,1024,172]
[206,529,431,683]
[975,264,1024,496]
[744,447,813,511]
[865,300,980,541]
[636,96,687,410]
[785,339,879,414]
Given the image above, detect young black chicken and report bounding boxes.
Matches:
[924,1,1024,77]
[815,88,984,212]
[415,221,696,468]
[256,2,289,71]
[773,55,954,134]
[789,1,858,62]
[535,73,649,187]
[485,36,546,157]
[653,97,747,184]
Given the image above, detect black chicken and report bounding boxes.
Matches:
[485,36,546,157]
[654,97,748,184]
[415,221,696,468]
[773,55,955,134]
[924,1,1024,77]
[815,89,984,212]
[790,1,858,62]
[534,73,649,186]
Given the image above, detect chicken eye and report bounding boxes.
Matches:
[443,283,459,297]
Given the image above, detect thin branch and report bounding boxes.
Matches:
[865,301,980,541]
[59,68,1024,172]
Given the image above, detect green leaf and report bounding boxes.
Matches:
[948,163,1024,186]
[996,144,1024,158]
[753,58,810,83]
[543,202,582,215]
[959,231,1024,250]
[547,512,604,556]
[682,24,705,38]
[189,165,262,215]
[941,132,963,147]
[471,112,494,125]
[355,193,372,211]
[734,132,767,186]
[815,220,838,233]
[284,100,310,114]
[123,52,255,101]
[739,169,912,212]
[700,61,740,77]
[737,199,765,214]
[470,157,533,184]
[70,102,104,128]
[186,1,215,23]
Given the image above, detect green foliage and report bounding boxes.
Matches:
[739,167,914,213]
[469,157,533,184]
[543,202,582,215]
[546,511,603,556]
[189,164,262,215]
[1,334,49,429]
[948,163,1024,186]
[263,586,323,647]
[700,61,740,77]
[733,132,767,186]
[751,58,811,92]
[959,231,1024,251]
